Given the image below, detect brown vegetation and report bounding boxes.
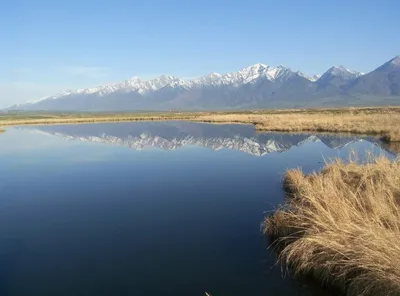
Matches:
[0,112,201,126]
[1,106,400,142]
[196,107,400,142]
[264,155,400,296]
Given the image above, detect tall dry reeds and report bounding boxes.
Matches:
[264,155,400,295]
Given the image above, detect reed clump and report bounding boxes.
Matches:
[264,155,400,296]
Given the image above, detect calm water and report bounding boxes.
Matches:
[0,121,394,296]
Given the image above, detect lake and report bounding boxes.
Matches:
[0,121,394,296]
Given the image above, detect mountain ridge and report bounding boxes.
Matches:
[9,56,400,111]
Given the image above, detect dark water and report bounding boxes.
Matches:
[0,121,394,296]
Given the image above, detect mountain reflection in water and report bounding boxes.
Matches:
[19,121,392,157]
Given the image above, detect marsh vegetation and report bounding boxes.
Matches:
[265,155,400,296]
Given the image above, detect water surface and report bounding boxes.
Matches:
[0,121,393,296]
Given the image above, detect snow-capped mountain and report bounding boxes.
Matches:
[216,64,297,85]
[376,55,400,70]
[17,121,384,157]
[28,64,310,104]
[348,56,400,96]
[318,66,363,83]
[9,56,400,111]
[315,66,363,93]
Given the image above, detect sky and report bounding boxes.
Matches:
[1,0,399,108]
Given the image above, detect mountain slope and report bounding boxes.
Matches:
[317,66,362,88]
[311,66,362,99]
[9,56,400,111]
[347,56,400,96]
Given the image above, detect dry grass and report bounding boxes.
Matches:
[197,109,400,142]
[1,106,400,142]
[0,112,200,126]
[264,155,400,296]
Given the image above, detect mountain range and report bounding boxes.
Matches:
[10,56,400,111]
[19,121,390,157]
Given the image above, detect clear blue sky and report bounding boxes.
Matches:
[1,0,399,107]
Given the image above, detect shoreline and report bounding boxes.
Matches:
[1,106,400,142]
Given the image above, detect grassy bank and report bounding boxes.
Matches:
[0,111,202,126]
[196,107,400,142]
[264,156,400,296]
[1,106,400,142]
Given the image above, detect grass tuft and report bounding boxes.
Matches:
[264,155,400,296]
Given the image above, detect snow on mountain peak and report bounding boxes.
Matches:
[374,55,400,72]
[389,55,400,66]
[207,72,222,78]
[128,76,141,81]
[189,72,223,87]
[337,66,361,76]
[330,65,349,73]
[24,63,321,104]
[11,55,400,111]
[234,63,296,83]
[244,63,268,71]
[296,71,320,82]
[238,63,268,79]
[264,66,291,81]
[319,65,362,81]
